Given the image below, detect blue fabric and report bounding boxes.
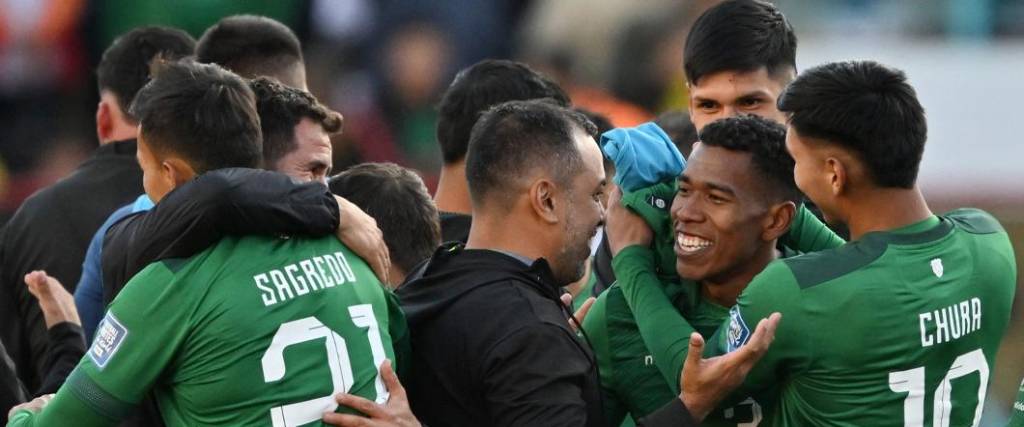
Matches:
[600,122,686,192]
[74,195,153,343]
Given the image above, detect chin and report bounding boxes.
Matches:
[675,260,710,282]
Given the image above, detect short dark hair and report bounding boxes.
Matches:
[466,100,597,207]
[250,77,342,168]
[654,110,699,158]
[698,115,800,203]
[196,15,303,85]
[329,163,441,274]
[777,61,927,189]
[684,0,797,85]
[130,60,262,173]
[436,59,570,164]
[96,26,196,122]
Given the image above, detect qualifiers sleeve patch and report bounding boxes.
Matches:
[90,313,129,369]
[727,306,751,353]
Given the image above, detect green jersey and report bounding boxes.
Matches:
[619,209,1016,426]
[1009,377,1024,427]
[584,281,764,427]
[9,234,407,427]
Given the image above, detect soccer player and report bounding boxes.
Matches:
[589,115,805,426]
[7,60,403,426]
[0,25,195,395]
[329,163,442,288]
[196,15,307,89]
[433,59,570,242]
[615,60,1017,425]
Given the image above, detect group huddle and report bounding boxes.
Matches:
[1,1,1020,426]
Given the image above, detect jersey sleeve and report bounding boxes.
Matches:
[704,261,811,399]
[613,245,696,394]
[7,262,200,426]
[779,205,845,253]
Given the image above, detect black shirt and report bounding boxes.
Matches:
[0,139,141,392]
[398,244,606,427]
[1,323,86,424]
[439,211,472,243]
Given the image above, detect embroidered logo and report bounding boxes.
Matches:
[727,306,751,353]
[931,258,944,278]
[90,313,129,369]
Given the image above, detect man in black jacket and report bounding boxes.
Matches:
[397,100,607,426]
[0,26,195,394]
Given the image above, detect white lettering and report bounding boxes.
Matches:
[934,308,949,344]
[269,270,294,302]
[335,252,357,282]
[313,256,334,288]
[299,260,324,291]
[919,312,934,347]
[323,255,346,285]
[972,298,982,331]
[918,298,983,348]
[255,274,276,306]
[284,264,310,296]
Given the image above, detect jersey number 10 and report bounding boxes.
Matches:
[888,348,989,427]
[260,304,388,427]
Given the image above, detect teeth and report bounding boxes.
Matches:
[676,233,712,251]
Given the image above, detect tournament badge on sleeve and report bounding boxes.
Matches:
[727,306,751,353]
[90,313,130,369]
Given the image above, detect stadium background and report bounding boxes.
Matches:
[0,0,1020,423]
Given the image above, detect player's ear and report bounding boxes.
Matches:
[826,157,847,196]
[530,179,559,224]
[96,100,113,142]
[762,200,797,241]
[162,157,197,188]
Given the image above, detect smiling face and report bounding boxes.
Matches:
[688,67,792,131]
[551,128,607,286]
[273,117,333,183]
[671,144,776,282]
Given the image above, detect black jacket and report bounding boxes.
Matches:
[398,244,605,427]
[101,168,339,305]
[1,323,86,424]
[438,211,472,244]
[0,139,141,392]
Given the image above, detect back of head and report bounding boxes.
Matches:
[684,0,797,85]
[436,59,570,165]
[655,110,699,158]
[250,77,342,168]
[777,60,927,189]
[197,15,305,88]
[97,26,196,122]
[698,114,800,203]
[329,163,441,275]
[130,60,262,173]
[466,100,596,209]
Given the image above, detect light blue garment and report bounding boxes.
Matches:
[73,194,153,343]
[600,122,686,192]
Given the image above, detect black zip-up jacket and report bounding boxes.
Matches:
[397,243,606,427]
[0,139,141,393]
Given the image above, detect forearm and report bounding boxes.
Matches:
[613,245,694,392]
[7,384,117,427]
[637,398,698,427]
[35,324,86,395]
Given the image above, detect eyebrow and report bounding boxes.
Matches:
[693,90,773,103]
[679,174,736,196]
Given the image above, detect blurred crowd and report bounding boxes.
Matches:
[2,0,1024,222]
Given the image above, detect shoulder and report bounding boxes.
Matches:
[942,208,1005,235]
[778,238,883,290]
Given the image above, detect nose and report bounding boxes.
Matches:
[720,105,738,119]
[672,194,703,225]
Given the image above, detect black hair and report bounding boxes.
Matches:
[684,0,797,85]
[196,15,304,86]
[697,114,800,203]
[466,100,596,207]
[250,77,342,168]
[329,163,441,275]
[96,26,196,122]
[777,61,926,189]
[436,59,570,164]
[574,108,615,173]
[130,60,262,173]
[654,110,699,158]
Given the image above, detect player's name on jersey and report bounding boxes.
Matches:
[254,251,358,307]
[918,297,982,348]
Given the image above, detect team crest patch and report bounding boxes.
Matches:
[930,258,944,278]
[90,313,128,369]
[646,195,668,210]
[727,306,751,353]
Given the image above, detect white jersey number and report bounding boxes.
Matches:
[888,348,989,427]
[260,304,388,427]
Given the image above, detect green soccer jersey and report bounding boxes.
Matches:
[619,209,1016,426]
[1008,377,1024,427]
[9,234,407,427]
[584,281,765,427]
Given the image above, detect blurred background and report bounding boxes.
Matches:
[0,0,1021,423]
